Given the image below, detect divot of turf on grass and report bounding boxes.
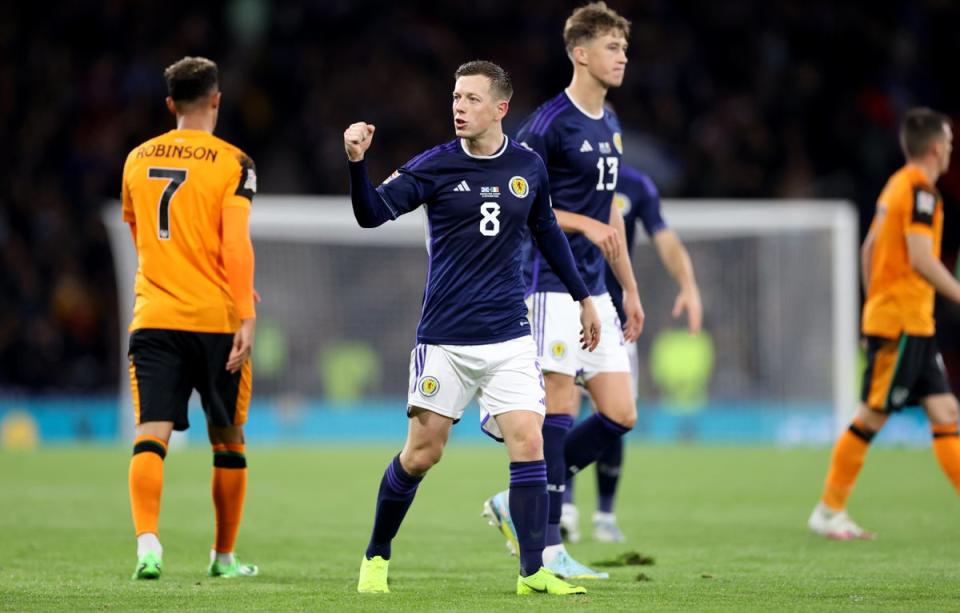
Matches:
[591,551,655,567]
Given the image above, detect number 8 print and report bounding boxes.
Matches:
[479,202,501,236]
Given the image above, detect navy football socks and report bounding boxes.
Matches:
[508,460,548,577]
[561,437,623,512]
[565,413,631,483]
[543,414,574,547]
[365,454,423,560]
[596,437,623,513]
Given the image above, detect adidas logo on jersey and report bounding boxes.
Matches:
[579,140,593,153]
[453,180,471,192]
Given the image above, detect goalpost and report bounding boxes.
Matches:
[103,197,859,442]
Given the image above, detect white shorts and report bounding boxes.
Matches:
[626,339,639,392]
[528,292,631,379]
[407,336,545,441]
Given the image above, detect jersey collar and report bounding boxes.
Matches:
[563,88,605,120]
[460,135,509,159]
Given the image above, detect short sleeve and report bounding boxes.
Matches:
[224,155,256,209]
[906,187,937,235]
[634,174,668,237]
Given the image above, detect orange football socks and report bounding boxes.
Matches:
[212,443,248,553]
[129,435,168,536]
[821,419,874,511]
[932,422,960,493]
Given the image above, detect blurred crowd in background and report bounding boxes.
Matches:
[2,0,959,393]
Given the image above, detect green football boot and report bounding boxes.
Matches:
[131,551,162,580]
[208,556,259,578]
[517,567,587,595]
[357,555,390,593]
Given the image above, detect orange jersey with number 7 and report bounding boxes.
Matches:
[121,128,257,333]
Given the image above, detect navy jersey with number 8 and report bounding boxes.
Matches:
[361,136,588,345]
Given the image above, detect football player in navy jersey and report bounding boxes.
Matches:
[561,164,702,544]
[482,2,645,580]
[345,60,602,597]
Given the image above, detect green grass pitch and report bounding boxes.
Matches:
[1,444,959,611]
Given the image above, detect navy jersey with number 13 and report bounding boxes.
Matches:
[376,136,585,345]
[519,91,624,296]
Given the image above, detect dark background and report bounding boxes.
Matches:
[2,0,959,393]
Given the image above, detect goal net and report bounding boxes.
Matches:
[103,197,859,445]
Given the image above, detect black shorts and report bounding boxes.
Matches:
[861,334,950,412]
[128,329,252,431]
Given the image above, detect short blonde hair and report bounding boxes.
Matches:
[563,2,631,53]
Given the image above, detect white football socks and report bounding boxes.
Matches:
[542,543,565,565]
[137,533,162,557]
[212,550,235,566]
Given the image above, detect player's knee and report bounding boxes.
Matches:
[947,398,960,422]
[854,404,887,432]
[401,445,443,475]
[208,425,244,445]
[928,395,960,424]
[605,406,636,430]
[135,421,174,443]
[941,399,959,423]
[506,429,543,461]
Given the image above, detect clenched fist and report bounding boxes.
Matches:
[344,122,376,161]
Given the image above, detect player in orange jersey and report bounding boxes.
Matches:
[122,57,258,579]
[809,107,957,539]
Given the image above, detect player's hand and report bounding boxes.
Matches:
[253,288,262,304]
[673,284,702,334]
[579,297,601,352]
[622,290,644,342]
[344,122,376,162]
[583,218,620,262]
[226,318,256,373]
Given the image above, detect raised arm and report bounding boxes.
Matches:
[343,122,398,228]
